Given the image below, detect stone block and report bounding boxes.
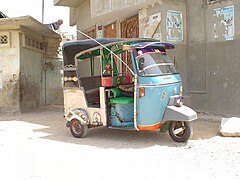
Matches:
[220,117,240,137]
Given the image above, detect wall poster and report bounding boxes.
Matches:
[143,13,162,39]
[213,6,234,40]
[166,10,183,42]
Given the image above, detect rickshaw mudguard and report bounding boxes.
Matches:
[162,105,197,123]
[66,108,89,125]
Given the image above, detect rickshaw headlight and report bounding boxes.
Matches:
[176,96,183,107]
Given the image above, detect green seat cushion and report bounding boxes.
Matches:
[110,97,134,104]
[111,88,122,98]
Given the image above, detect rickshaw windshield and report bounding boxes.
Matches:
[136,52,178,76]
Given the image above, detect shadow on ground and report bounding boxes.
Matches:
[0,107,222,149]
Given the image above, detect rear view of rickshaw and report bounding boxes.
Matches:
[62,38,197,142]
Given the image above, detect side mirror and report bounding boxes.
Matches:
[174,56,178,69]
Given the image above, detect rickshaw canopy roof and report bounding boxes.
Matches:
[62,38,175,66]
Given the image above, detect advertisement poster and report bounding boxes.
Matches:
[143,13,162,39]
[214,6,234,40]
[166,10,183,42]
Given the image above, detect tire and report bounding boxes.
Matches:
[169,121,192,143]
[70,119,88,138]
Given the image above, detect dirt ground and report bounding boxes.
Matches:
[0,107,239,180]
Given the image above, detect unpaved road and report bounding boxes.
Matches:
[0,107,239,180]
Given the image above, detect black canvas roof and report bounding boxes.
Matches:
[62,38,164,66]
[0,11,7,18]
[63,38,129,66]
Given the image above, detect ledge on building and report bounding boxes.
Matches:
[0,16,61,39]
[54,0,85,7]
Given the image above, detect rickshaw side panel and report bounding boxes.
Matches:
[136,74,182,129]
[64,88,107,126]
[64,89,88,116]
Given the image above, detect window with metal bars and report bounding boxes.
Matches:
[24,35,44,51]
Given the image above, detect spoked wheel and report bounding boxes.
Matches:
[169,121,192,143]
[70,119,88,138]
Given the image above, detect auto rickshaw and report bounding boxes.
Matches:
[62,38,197,142]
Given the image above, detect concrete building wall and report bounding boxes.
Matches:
[0,26,62,114]
[74,0,157,39]
[139,0,187,89]
[56,0,240,116]
[75,0,95,38]
[90,0,151,18]
[186,0,240,116]
[44,38,64,106]
[0,31,21,113]
[44,58,63,106]
[20,44,42,112]
[65,0,189,97]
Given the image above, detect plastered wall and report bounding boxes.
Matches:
[0,30,62,113]
[138,0,187,89]
[69,0,240,116]
[187,0,240,116]
[0,31,20,113]
[20,45,42,112]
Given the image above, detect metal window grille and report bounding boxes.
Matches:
[24,35,44,51]
[0,35,8,44]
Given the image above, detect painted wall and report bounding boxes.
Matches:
[186,0,240,116]
[0,31,20,113]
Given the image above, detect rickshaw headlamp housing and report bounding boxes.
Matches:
[180,86,183,96]
[176,96,183,107]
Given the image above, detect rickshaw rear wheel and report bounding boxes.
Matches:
[168,121,192,143]
[70,119,88,138]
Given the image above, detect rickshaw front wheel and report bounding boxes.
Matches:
[168,121,192,143]
[70,119,88,138]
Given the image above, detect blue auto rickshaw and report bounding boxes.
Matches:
[62,38,197,142]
